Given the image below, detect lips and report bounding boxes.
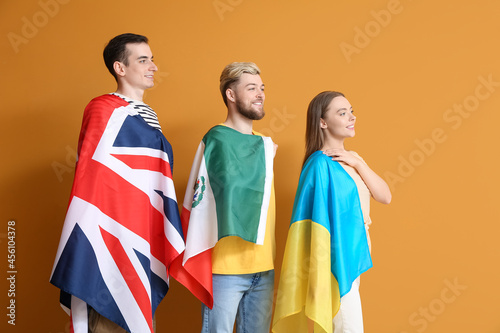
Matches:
[347,125,355,129]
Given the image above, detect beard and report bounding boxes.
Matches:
[235,98,265,120]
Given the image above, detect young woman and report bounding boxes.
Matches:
[273,91,391,333]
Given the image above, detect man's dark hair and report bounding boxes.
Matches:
[103,33,149,81]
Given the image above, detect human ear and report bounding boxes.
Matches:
[226,89,235,103]
[113,61,126,78]
[319,118,328,129]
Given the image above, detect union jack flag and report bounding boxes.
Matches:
[50,94,184,333]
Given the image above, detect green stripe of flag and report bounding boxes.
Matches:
[202,125,267,243]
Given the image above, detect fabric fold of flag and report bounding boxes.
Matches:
[50,94,184,333]
[171,125,274,309]
[273,151,372,333]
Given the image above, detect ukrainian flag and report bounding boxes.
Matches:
[273,151,372,333]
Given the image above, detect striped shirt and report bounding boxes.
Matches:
[111,93,162,132]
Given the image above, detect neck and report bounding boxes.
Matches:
[223,106,253,135]
[321,136,345,150]
[115,83,144,102]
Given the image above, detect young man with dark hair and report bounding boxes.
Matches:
[50,33,182,333]
[103,33,149,81]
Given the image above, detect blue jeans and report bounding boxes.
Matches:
[201,270,274,333]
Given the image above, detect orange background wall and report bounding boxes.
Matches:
[1,1,499,332]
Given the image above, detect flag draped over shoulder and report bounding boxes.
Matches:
[272,151,372,333]
[50,94,184,333]
[171,125,275,309]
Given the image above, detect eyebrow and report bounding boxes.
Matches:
[137,55,153,60]
[245,83,265,88]
[336,106,352,113]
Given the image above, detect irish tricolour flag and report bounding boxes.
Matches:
[171,125,275,308]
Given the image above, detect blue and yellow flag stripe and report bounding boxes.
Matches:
[273,151,372,333]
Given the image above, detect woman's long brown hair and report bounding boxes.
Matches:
[303,91,345,166]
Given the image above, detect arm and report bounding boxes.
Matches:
[323,149,392,204]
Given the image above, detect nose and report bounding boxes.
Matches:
[350,113,356,121]
[150,61,158,72]
[256,88,265,100]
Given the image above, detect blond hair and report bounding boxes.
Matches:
[219,62,261,106]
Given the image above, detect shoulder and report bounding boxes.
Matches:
[303,151,331,174]
[305,150,329,165]
[347,150,360,157]
[347,150,366,163]
[80,95,130,128]
[203,124,225,141]
[203,125,259,143]
[295,151,332,196]
[205,124,225,135]
[83,94,129,119]
[252,129,267,137]
[86,94,128,110]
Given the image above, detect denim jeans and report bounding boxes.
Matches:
[201,270,274,333]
